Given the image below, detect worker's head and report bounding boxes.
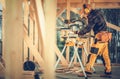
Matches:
[83,4,91,15]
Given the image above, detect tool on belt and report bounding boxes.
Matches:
[95,31,112,42]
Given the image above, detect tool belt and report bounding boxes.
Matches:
[95,31,112,42]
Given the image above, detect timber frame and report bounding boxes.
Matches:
[57,0,120,66]
[0,0,119,79]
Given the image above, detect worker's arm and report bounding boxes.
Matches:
[78,15,99,35]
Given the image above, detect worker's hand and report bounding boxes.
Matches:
[74,31,79,34]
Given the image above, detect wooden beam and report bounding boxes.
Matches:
[70,7,79,14]
[93,0,120,2]
[34,0,46,48]
[57,0,83,3]
[58,2,120,9]
[57,0,120,3]
[57,7,65,17]
[94,2,120,9]
[57,0,66,3]
[24,34,44,68]
[4,0,23,79]
[107,22,120,31]
[0,0,6,9]
[55,45,68,66]
[66,46,69,63]
[44,0,56,79]
[67,0,70,20]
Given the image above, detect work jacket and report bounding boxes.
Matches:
[79,9,107,35]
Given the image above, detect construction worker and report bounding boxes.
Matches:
[77,4,112,77]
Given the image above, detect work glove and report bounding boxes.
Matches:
[74,31,79,34]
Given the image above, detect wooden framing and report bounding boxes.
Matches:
[1,0,56,79]
[107,22,120,31]
[57,7,65,17]
[57,0,120,9]
[0,0,119,79]
[57,0,120,66]
[43,0,56,79]
[0,0,5,9]
[55,45,68,66]
[3,0,23,79]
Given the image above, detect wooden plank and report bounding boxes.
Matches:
[23,0,29,30]
[4,0,23,79]
[23,71,34,79]
[0,0,6,9]
[24,34,44,68]
[58,2,120,9]
[57,7,65,17]
[57,0,66,3]
[29,4,35,21]
[55,45,68,66]
[93,0,120,2]
[34,15,39,51]
[67,0,70,20]
[66,46,70,63]
[57,0,120,3]
[70,7,79,14]
[57,0,86,3]
[94,2,120,9]
[34,0,46,46]
[44,0,56,79]
[107,22,120,31]
[29,17,34,61]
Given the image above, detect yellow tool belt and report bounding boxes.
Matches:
[95,31,112,42]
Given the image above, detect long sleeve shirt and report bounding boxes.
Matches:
[78,9,107,35]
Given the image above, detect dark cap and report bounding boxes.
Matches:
[83,4,87,9]
[83,4,91,9]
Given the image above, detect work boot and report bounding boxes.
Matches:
[100,74,112,78]
[104,71,112,75]
[100,71,112,78]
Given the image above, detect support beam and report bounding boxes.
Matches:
[93,0,120,2]
[58,0,120,3]
[44,0,56,79]
[66,46,70,63]
[55,45,68,66]
[34,0,46,53]
[4,0,23,79]
[66,0,70,20]
[70,7,79,14]
[57,7,65,17]
[24,34,44,68]
[0,0,6,9]
[94,2,120,9]
[107,22,120,31]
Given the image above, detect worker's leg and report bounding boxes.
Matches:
[101,43,112,75]
[85,53,97,74]
[85,42,105,74]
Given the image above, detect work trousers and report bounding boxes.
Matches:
[85,41,111,73]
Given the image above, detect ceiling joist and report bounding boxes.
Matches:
[57,0,120,9]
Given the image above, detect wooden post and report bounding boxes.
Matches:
[66,46,69,63]
[67,0,70,20]
[66,0,70,64]
[44,0,56,79]
[3,0,23,79]
[0,0,6,9]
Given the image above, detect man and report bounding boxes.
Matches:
[78,4,112,77]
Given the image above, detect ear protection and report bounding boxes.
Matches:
[84,8,90,14]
